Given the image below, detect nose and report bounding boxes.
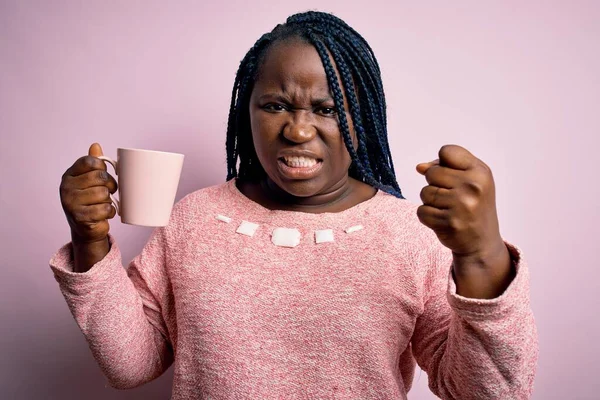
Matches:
[282,110,317,144]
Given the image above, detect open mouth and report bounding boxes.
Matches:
[280,156,321,168]
[277,156,323,179]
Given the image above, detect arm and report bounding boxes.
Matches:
[50,229,174,389]
[71,236,110,273]
[411,242,538,399]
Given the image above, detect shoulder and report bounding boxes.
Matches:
[370,191,424,232]
[173,181,232,214]
[163,180,234,235]
[371,191,445,254]
[372,192,452,286]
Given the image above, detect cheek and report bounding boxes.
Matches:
[336,114,357,171]
[250,111,280,153]
[249,113,261,149]
[346,114,358,150]
[334,112,357,154]
[340,142,353,166]
[333,110,358,150]
[326,124,353,167]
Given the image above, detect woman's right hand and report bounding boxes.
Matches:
[60,143,118,245]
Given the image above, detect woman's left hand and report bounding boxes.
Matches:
[416,144,513,299]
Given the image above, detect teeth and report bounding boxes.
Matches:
[283,156,318,168]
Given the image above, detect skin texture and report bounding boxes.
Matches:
[59,39,514,298]
[416,145,514,299]
[60,143,117,272]
[239,38,376,213]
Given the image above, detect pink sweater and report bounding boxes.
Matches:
[50,179,538,399]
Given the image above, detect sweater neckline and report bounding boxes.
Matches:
[226,178,388,220]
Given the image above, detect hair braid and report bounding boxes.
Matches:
[331,39,398,186]
[322,36,375,178]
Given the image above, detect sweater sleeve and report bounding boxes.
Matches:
[49,231,174,389]
[411,241,539,400]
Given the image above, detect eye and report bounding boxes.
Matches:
[317,107,337,116]
[262,103,287,112]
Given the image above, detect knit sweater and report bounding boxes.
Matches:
[50,179,538,399]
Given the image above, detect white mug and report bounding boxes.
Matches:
[98,148,184,227]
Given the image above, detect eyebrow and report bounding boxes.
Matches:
[257,94,334,105]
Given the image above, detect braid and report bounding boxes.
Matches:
[311,19,395,177]
[319,36,375,178]
[286,12,383,76]
[331,37,398,185]
[308,35,367,175]
[225,33,271,180]
[225,11,404,198]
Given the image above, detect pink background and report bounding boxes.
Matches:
[1,1,598,398]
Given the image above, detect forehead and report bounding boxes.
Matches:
[254,39,331,93]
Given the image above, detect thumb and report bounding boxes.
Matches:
[416,159,439,175]
[88,143,104,157]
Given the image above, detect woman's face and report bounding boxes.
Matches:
[249,38,356,198]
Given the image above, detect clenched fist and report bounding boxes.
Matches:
[416,144,501,256]
[416,145,513,299]
[60,143,118,243]
[60,143,118,272]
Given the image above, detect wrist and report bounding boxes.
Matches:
[70,233,110,273]
[452,239,514,299]
[452,237,507,270]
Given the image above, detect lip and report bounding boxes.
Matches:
[277,158,323,180]
[277,149,323,161]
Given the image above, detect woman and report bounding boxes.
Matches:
[51,11,538,399]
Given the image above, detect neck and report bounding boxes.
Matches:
[261,177,354,212]
[236,176,377,214]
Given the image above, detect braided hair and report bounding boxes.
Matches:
[225,11,404,198]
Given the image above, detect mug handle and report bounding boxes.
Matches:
[97,156,120,216]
